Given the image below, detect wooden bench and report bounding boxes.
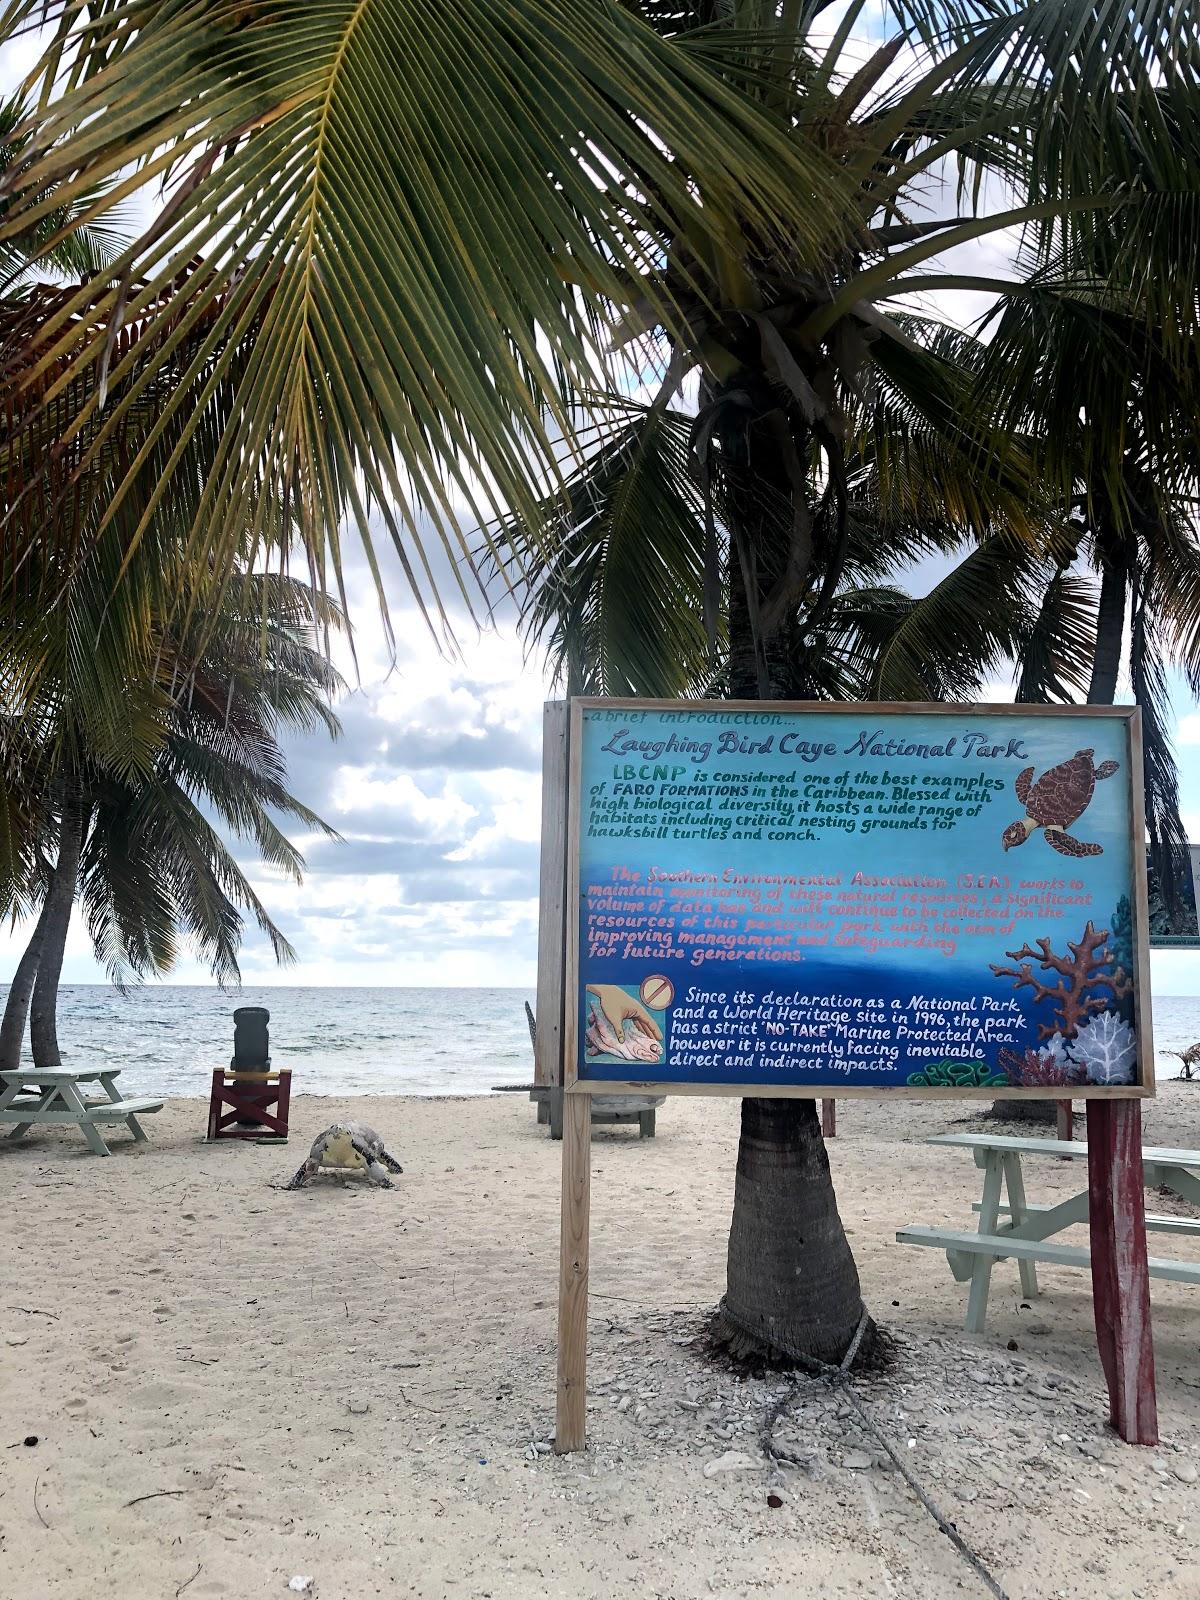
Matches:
[977,1199,1200,1236]
[529,1084,664,1140]
[0,1068,163,1156]
[520,1003,664,1139]
[899,1226,1200,1281]
[897,1132,1200,1332]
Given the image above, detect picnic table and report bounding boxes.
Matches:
[0,1067,163,1156]
[898,1132,1200,1333]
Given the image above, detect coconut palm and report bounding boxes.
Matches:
[492,392,1094,706]
[977,278,1200,929]
[0,93,128,294]
[492,374,1103,1354]
[0,89,341,1071]
[0,572,342,1070]
[0,3,1193,617]
[2,0,1196,1365]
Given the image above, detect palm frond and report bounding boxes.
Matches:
[856,314,1041,538]
[1014,568,1097,705]
[0,94,130,293]
[789,583,915,701]
[492,399,717,697]
[0,0,853,617]
[869,536,1037,701]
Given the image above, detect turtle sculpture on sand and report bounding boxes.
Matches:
[1001,749,1120,858]
[285,1123,403,1189]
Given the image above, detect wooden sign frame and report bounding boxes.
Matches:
[564,698,1152,1102]
[546,699,1159,1453]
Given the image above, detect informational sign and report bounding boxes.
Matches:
[566,699,1151,1097]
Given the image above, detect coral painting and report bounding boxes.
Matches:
[997,1047,1088,1090]
[1107,895,1136,1021]
[1068,1012,1137,1085]
[906,1061,1008,1088]
[990,921,1136,1086]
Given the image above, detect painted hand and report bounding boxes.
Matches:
[585,984,663,1042]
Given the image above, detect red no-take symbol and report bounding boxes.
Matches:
[640,975,674,1010]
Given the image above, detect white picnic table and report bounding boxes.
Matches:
[0,1067,163,1156]
[898,1132,1200,1333]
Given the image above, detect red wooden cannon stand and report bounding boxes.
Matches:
[207,1068,292,1140]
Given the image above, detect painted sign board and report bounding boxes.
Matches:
[565,699,1152,1098]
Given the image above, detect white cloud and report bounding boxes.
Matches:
[327,770,476,836]
[1,553,552,988]
[0,29,47,98]
[446,771,544,862]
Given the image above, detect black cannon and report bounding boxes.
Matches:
[206,1006,291,1141]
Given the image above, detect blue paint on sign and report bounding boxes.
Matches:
[574,703,1142,1092]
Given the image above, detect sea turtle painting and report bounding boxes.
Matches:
[285,1123,403,1189]
[1001,749,1120,857]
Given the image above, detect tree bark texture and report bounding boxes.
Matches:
[0,895,52,1071]
[987,1096,1057,1126]
[720,377,809,703]
[714,375,868,1364]
[29,805,85,1068]
[724,1096,867,1363]
[1088,549,1127,705]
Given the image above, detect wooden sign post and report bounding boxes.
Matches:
[1087,1100,1157,1443]
[556,1093,591,1452]
[546,699,1157,1452]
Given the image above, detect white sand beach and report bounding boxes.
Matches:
[3,1088,1200,1600]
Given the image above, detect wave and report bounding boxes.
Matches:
[14,986,537,1097]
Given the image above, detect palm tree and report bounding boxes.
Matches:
[0,93,128,294]
[491,378,1104,1354]
[1,571,341,1069]
[965,270,1200,1125]
[494,382,1104,702]
[1,94,344,1059]
[493,394,1091,701]
[1,3,1193,613]
[2,0,1196,1365]
[977,279,1200,928]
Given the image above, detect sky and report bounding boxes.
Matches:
[9,533,557,989]
[10,546,1200,994]
[3,13,1200,996]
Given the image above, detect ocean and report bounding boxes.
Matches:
[1,983,1199,1099]
[0,985,537,1099]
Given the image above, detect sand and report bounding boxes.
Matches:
[3,1086,1200,1600]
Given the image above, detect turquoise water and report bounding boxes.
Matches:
[1,982,1197,1097]
[0,985,536,1098]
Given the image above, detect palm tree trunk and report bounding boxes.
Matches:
[1088,551,1127,705]
[29,805,85,1068]
[0,895,53,1070]
[723,1096,866,1362]
[713,376,869,1365]
[988,1095,1057,1126]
